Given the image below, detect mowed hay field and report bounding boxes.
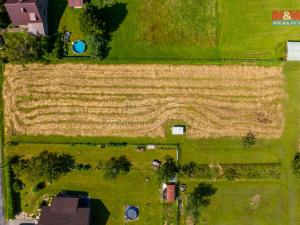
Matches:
[3,64,284,138]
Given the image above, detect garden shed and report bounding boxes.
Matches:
[171,126,185,135]
[287,41,300,61]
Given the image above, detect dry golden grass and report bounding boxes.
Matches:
[3,64,284,138]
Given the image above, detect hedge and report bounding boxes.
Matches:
[181,163,281,180]
[3,159,14,219]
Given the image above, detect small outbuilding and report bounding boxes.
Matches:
[287,41,300,61]
[152,159,161,169]
[68,0,84,8]
[166,184,176,203]
[171,126,185,135]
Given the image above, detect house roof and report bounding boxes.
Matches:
[287,41,300,61]
[4,0,43,26]
[166,184,176,203]
[68,0,83,8]
[38,197,90,225]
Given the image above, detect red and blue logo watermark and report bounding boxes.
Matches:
[272,10,300,25]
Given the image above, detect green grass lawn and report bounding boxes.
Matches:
[217,0,300,59]
[48,0,300,60]
[5,144,176,225]
[180,180,288,225]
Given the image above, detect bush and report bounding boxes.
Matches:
[292,153,300,177]
[103,155,132,180]
[88,34,110,60]
[108,142,127,147]
[12,180,23,193]
[181,161,197,177]
[32,182,45,193]
[77,163,92,171]
[3,159,14,219]
[242,132,256,148]
[159,155,179,181]
[52,34,65,59]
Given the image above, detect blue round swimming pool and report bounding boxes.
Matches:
[72,40,86,54]
[125,206,139,220]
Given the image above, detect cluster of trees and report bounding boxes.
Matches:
[80,3,109,60]
[0,32,69,62]
[98,155,132,180]
[187,183,217,223]
[0,33,49,63]
[11,150,76,182]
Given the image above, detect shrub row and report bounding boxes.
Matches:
[3,159,14,219]
[181,162,281,180]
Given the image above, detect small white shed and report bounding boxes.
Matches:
[171,126,185,135]
[287,41,300,61]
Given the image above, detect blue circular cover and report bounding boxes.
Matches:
[72,40,86,54]
[126,206,139,220]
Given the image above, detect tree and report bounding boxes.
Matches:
[242,132,256,148]
[292,153,300,177]
[159,155,179,181]
[79,4,105,36]
[12,151,76,182]
[0,0,9,28]
[182,161,198,177]
[187,183,217,223]
[88,34,110,60]
[52,33,65,59]
[103,155,132,180]
[1,33,48,62]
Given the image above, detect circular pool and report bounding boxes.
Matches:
[72,40,86,54]
[125,206,139,220]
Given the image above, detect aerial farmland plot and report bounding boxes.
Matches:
[3,0,300,224]
[4,64,284,139]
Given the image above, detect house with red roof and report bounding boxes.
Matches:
[68,0,83,8]
[166,184,176,203]
[4,0,48,35]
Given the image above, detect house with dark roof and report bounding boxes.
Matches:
[68,0,83,8]
[38,197,91,225]
[4,0,48,35]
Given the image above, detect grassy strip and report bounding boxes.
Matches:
[48,57,282,66]
[0,63,11,220]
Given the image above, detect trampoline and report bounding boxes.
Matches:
[72,40,86,54]
[125,206,139,220]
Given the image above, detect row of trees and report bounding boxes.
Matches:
[0,32,68,63]
[80,4,110,60]
[11,150,76,182]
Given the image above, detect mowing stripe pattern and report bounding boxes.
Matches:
[3,64,284,138]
